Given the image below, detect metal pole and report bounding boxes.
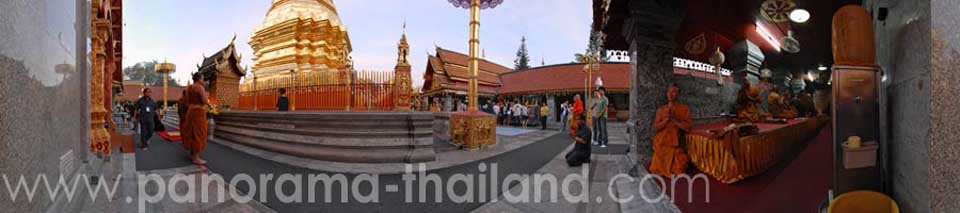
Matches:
[586,59,593,128]
[290,70,296,111]
[253,75,258,111]
[162,72,168,111]
[467,0,480,111]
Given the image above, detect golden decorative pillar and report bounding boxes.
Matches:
[394,24,413,111]
[447,0,501,150]
[155,62,176,111]
[89,1,111,156]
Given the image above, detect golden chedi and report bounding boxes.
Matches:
[246,0,352,90]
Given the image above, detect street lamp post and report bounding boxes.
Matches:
[583,53,600,128]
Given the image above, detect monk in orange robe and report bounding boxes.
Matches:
[649,85,692,177]
[569,94,584,135]
[735,82,762,123]
[768,90,798,119]
[181,72,209,165]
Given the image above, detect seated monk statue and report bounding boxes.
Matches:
[795,92,815,117]
[767,89,798,119]
[735,82,763,123]
[649,84,693,177]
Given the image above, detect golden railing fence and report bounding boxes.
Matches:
[237,70,397,111]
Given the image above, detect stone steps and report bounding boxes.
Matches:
[215,117,432,131]
[215,124,432,148]
[216,131,436,163]
[212,111,437,163]
[216,121,432,137]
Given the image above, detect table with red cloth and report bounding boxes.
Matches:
[684,116,829,183]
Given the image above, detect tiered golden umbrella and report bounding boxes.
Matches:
[445,0,503,150]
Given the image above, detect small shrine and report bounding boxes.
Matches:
[198,38,247,108]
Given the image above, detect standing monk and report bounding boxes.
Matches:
[182,72,210,165]
[649,84,692,177]
[569,94,584,135]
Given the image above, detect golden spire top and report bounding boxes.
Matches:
[397,21,410,65]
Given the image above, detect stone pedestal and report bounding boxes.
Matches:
[450,110,496,150]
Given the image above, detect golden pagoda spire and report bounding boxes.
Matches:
[250,0,350,88]
[398,21,410,65]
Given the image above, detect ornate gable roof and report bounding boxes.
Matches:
[420,47,509,96]
[431,47,511,86]
[198,40,246,79]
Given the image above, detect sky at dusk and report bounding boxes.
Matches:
[123,0,593,87]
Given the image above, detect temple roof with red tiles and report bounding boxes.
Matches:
[498,62,630,95]
[421,47,512,96]
[498,61,733,96]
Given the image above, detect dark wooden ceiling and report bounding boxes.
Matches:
[595,0,863,74]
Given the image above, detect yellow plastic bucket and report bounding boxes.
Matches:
[828,190,899,213]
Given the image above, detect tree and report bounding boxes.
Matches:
[573,31,611,63]
[513,36,531,71]
[122,61,181,86]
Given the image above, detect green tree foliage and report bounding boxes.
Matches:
[514,36,531,71]
[573,32,610,63]
[123,61,181,86]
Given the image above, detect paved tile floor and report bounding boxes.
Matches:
[473,122,679,213]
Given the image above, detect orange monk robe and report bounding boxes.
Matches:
[177,96,187,132]
[767,91,797,119]
[572,99,584,116]
[569,99,585,134]
[181,84,209,154]
[736,85,762,123]
[648,103,692,177]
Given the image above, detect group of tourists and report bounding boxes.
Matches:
[132,72,211,165]
[564,87,611,166]
[490,100,548,129]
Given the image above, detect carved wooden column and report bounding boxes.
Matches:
[89,0,111,156]
[622,0,685,166]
